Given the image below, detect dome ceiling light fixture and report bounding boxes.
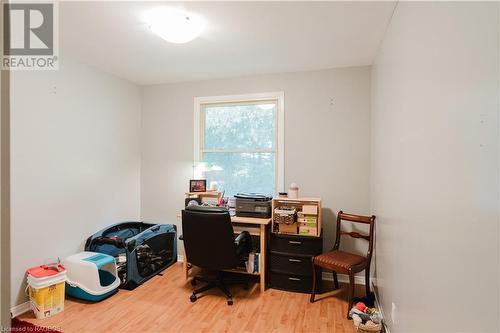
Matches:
[144,7,206,44]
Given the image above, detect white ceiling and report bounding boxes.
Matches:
[60,1,396,85]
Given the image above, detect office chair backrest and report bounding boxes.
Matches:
[182,206,240,270]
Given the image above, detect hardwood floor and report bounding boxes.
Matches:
[19,263,360,333]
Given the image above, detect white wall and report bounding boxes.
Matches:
[371,2,499,332]
[141,67,372,260]
[1,72,10,326]
[10,61,142,306]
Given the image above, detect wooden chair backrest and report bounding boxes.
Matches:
[333,211,376,260]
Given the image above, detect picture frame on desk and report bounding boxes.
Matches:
[189,179,206,192]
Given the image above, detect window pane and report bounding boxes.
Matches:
[203,102,276,150]
[202,152,275,196]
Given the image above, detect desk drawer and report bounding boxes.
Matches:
[269,271,318,293]
[270,233,322,255]
[270,252,313,276]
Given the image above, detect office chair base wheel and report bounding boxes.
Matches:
[190,279,197,286]
[227,298,233,306]
[190,294,197,302]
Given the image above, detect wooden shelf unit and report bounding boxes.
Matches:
[185,191,222,202]
[271,197,322,237]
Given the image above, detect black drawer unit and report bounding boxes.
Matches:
[269,271,314,293]
[270,233,322,255]
[269,232,323,293]
[270,252,312,276]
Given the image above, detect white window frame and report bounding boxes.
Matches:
[194,92,285,194]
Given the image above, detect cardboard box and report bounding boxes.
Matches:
[279,222,297,234]
[298,216,317,223]
[299,226,317,236]
[302,205,318,215]
[299,221,317,228]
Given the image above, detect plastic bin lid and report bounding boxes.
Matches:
[27,264,66,278]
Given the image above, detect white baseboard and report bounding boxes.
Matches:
[372,280,390,333]
[322,271,366,285]
[11,301,30,318]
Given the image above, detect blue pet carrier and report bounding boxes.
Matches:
[85,222,177,290]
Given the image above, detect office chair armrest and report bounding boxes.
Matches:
[234,232,247,246]
[235,231,253,257]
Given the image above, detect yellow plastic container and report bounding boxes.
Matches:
[26,264,66,319]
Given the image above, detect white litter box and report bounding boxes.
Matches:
[63,252,120,302]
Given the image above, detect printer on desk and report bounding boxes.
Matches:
[234,193,272,218]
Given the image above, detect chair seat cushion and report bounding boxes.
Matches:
[313,250,366,271]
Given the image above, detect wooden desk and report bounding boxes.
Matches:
[181,215,271,292]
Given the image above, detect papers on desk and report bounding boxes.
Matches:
[245,252,260,274]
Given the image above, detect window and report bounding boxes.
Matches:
[194,93,284,196]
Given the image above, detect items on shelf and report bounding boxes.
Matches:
[298,205,318,236]
[245,252,260,274]
[288,183,299,199]
[184,191,223,207]
[272,198,322,237]
[273,207,297,234]
[185,197,202,207]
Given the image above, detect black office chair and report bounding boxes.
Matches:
[181,205,253,305]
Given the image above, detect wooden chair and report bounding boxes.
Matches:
[309,211,375,318]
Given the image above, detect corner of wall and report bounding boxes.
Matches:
[1,1,11,326]
[497,2,500,330]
